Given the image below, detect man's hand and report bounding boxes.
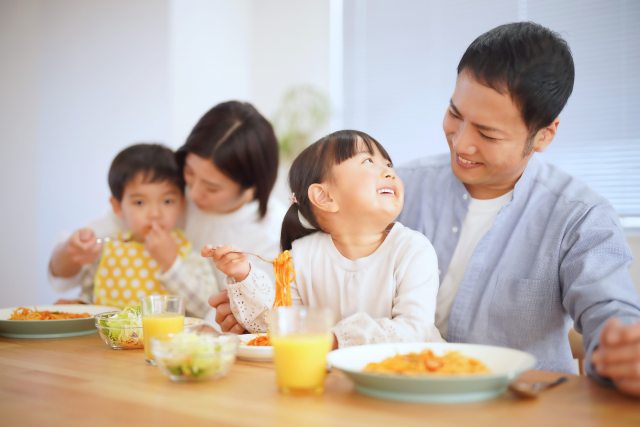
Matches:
[591,318,640,397]
[144,222,178,272]
[208,290,246,334]
[201,244,250,282]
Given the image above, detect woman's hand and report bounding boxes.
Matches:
[144,221,178,272]
[201,244,250,282]
[591,318,640,397]
[208,290,247,334]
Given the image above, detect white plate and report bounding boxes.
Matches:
[183,317,204,332]
[327,342,536,403]
[0,305,120,338]
[237,333,273,361]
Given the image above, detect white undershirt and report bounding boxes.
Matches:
[435,190,514,339]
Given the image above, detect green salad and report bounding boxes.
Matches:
[155,332,237,380]
[97,306,143,348]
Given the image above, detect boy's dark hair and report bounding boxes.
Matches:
[457,22,575,156]
[281,130,391,251]
[108,143,185,201]
[176,101,279,219]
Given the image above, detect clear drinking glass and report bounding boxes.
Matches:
[140,295,185,364]
[267,306,334,395]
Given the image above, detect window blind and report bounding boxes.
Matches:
[340,0,640,216]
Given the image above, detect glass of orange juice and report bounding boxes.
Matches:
[268,306,334,395]
[141,295,185,364]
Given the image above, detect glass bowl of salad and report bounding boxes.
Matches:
[150,331,239,382]
[95,306,143,349]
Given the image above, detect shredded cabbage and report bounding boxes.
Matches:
[98,306,143,347]
[156,332,236,379]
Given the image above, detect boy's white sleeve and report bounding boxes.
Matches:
[225,262,277,334]
[48,210,127,293]
[47,230,97,302]
[157,252,220,319]
[332,244,444,347]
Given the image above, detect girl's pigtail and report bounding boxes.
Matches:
[280,203,318,251]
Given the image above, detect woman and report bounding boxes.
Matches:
[48,101,286,323]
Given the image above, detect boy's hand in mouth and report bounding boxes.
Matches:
[144,221,178,272]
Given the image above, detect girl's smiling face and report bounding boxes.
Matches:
[321,140,404,230]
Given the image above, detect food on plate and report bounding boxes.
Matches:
[9,307,91,320]
[364,349,490,375]
[243,335,270,346]
[184,317,202,327]
[96,306,143,348]
[236,251,294,348]
[152,331,238,381]
[272,250,295,308]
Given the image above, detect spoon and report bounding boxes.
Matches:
[509,376,570,398]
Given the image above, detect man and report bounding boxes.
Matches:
[210,22,640,396]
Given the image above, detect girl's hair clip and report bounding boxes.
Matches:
[288,193,298,206]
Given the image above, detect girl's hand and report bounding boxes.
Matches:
[201,244,250,282]
[144,221,178,272]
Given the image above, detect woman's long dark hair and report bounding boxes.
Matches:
[175,101,278,218]
[280,130,392,251]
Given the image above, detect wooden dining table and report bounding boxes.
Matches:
[0,333,638,427]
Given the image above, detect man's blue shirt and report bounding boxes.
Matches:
[397,153,640,377]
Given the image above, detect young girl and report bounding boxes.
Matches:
[202,130,443,347]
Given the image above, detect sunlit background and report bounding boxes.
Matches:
[1,0,638,306]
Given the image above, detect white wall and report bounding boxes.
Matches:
[249,0,330,120]
[0,0,39,307]
[249,0,331,203]
[169,0,253,148]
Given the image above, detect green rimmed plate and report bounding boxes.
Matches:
[0,305,119,338]
[327,342,536,403]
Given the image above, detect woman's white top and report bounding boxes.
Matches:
[435,190,514,338]
[48,194,287,320]
[226,222,444,347]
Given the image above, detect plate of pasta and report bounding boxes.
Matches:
[0,305,119,339]
[237,333,273,361]
[327,342,536,403]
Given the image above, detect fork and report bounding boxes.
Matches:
[95,235,133,244]
[212,248,273,264]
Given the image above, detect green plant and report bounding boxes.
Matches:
[271,85,330,158]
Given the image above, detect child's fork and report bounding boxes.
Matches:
[95,235,133,244]
[212,247,273,264]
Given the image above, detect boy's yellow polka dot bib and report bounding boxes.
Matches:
[93,230,192,309]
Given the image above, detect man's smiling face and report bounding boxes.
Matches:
[443,71,556,199]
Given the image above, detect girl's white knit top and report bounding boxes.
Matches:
[226,222,444,347]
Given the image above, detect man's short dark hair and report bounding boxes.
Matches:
[457,22,575,156]
[108,143,185,201]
